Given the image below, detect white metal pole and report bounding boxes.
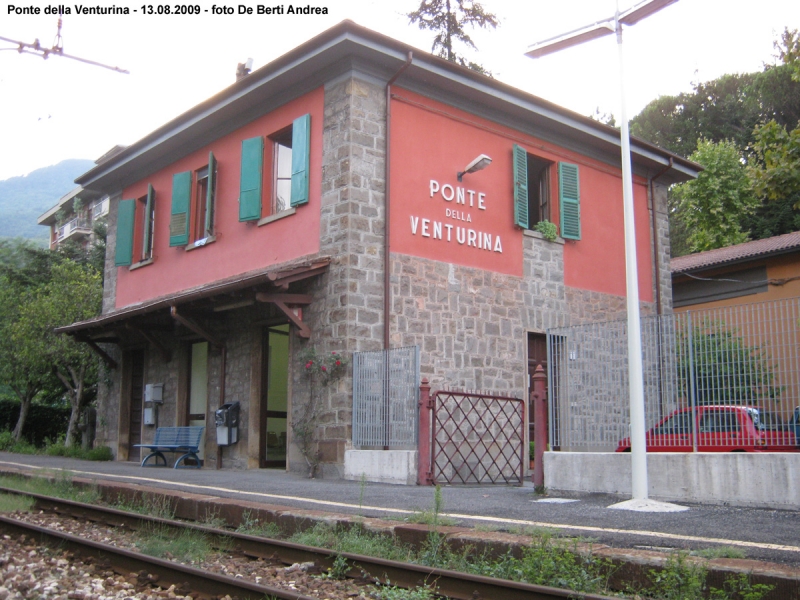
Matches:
[616,5,649,500]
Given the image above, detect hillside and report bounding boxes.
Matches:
[0,159,95,240]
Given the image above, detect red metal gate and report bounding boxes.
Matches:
[419,382,525,485]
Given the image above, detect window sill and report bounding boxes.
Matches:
[129,258,154,271]
[523,229,564,245]
[185,235,217,252]
[257,207,296,227]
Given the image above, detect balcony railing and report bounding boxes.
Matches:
[91,198,110,220]
[57,216,92,241]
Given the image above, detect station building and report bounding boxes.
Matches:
[60,21,699,477]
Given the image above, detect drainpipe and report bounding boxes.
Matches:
[648,158,672,425]
[383,52,413,350]
[648,157,672,316]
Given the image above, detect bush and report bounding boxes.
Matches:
[87,446,113,461]
[0,430,14,451]
[0,400,70,447]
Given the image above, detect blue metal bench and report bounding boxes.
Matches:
[134,426,205,469]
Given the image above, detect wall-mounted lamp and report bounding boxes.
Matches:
[457,154,492,182]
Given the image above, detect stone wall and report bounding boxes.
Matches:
[389,231,570,399]
[101,194,121,314]
[290,74,388,477]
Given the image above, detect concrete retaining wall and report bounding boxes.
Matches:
[545,451,800,510]
[344,449,418,485]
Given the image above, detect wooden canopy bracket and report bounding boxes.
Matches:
[170,306,224,349]
[272,301,311,339]
[255,293,313,305]
[127,323,172,362]
[75,336,118,369]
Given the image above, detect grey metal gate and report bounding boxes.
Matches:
[352,346,420,448]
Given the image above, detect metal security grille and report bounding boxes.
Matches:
[548,297,800,451]
[352,346,420,448]
[431,391,525,484]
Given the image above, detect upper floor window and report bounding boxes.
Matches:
[169,151,217,247]
[271,126,293,214]
[116,184,155,267]
[512,144,581,240]
[238,113,311,222]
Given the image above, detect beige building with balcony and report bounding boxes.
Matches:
[38,186,109,250]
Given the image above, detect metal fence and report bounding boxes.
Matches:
[548,297,800,451]
[431,390,525,484]
[352,346,420,448]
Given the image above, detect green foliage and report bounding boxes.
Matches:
[643,553,707,600]
[692,546,746,560]
[709,572,774,600]
[325,554,350,580]
[0,493,34,513]
[407,0,498,74]
[534,220,558,241]
[236,511,283,538]
[16,259,102,446]
[137,525,212,563]
[775,27,800,82]
[749,120,800,208]
[112,493,176,520]
[474,534,612,594]
[678,322,780,405]
[0,430,15,451]
[293,347,350,478]
[671,140,758,253]
[0,400,70,447]
[0,473,100,504]
[86,445,114,461]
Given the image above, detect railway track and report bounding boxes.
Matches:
[0,485,616,600]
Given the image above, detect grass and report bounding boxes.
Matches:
[0,492,33,512]
[236,510,283,538]
[692,546,747,560]
[111,492,176,520]
[0,472,101,504]
[136,524,215,564]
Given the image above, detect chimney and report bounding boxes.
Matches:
[236,58,253,81]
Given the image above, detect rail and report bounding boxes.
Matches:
[0,486,615,600]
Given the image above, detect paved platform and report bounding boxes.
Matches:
[1,452,799,568]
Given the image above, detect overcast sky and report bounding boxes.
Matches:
[0,0,796,181]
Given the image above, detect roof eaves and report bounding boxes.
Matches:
[76,20,700,191]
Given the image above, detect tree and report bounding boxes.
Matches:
[0,276,53,441]
[407,0,498,74]
[0,240,64,441]
[671,140,758,253]
[17,261,102,446]
[678,322,780,406]
[749,120,800,206]
[774,27,800,83]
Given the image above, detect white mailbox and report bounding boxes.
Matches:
[144,383,163,404]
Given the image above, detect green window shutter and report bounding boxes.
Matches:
[115,198,136,267]
[239,137,263,222]
[205,151,216,235]
[142,184,155,258]
[290,113,311,207]
[512,144,528,228]
[559,162,581,240]
[169,171,191,246]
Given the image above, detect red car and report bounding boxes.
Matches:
[616,405,799,453]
